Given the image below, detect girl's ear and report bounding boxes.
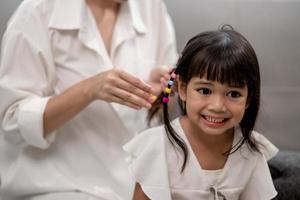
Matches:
[177,79,187,101]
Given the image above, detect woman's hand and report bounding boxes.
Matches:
[87,68,154,110]
[148,65,173,95]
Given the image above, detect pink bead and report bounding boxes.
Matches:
[171,72,177,79]
[163,97,169,103]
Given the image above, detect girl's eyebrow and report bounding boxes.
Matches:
[194,80,246,89]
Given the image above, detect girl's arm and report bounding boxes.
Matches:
[133,183,150,200]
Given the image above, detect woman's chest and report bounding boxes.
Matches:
[49,30,157,90]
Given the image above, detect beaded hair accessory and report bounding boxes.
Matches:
[162,70,178,104]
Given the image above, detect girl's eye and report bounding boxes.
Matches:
[227,91,242,98]
[197,88,211,95]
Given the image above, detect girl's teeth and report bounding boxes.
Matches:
[205,116,224,123]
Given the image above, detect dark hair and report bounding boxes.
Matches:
[148,25,261,172]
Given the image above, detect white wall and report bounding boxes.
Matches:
[0,0,22,41]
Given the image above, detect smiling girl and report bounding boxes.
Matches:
[124,25,278,200]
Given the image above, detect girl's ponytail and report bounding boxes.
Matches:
[148,69,188,172]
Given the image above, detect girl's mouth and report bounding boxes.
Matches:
[201,115,228,127]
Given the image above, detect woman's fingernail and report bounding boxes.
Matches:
[149,94,157,103]
[145,102,152,109]
[134,106,142,110]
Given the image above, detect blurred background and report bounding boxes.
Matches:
[0,0,300,152]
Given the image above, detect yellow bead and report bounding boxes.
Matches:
[165,88,172,94]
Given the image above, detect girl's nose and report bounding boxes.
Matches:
[208,95,227,112]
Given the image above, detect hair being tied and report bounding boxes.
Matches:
[148,25,261,172]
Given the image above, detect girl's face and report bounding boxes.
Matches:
[178,77,248,137]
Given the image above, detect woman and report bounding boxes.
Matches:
[0,0,177,199]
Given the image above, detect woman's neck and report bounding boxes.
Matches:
[86,0,121,54]
[86,0,120,24]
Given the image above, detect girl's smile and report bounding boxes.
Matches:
[201,114,228,128]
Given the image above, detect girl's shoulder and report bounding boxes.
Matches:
[124,124,166,154]
[123,122,171,172]
[250,130,279,160]
[124,117,181,155]
[123,124,173,200]
[234,126,278,160]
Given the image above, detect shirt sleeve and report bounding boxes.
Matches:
[252,131,279,160]
[0,10,57,149]
[123,128,172,200]
[240,153,277,200]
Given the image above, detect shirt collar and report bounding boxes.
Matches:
[48,0,146,34]
[127,0,146,34]
[48,0,85,30]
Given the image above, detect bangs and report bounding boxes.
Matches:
[187,47,248,88]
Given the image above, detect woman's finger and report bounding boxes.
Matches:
[111,87,152,109]
[109,95,142,110]
[115,78,153,103]
[119,70,152,94]
[149,65,173,83]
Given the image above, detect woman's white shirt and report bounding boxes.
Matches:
[124,117,278,200]
[0,0,177,199]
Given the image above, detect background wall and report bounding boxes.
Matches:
[0,0,300,151]
[0,0,21,40]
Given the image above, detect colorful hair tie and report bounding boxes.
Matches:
[162,68,179,104]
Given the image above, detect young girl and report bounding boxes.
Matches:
[124,26,278,200]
